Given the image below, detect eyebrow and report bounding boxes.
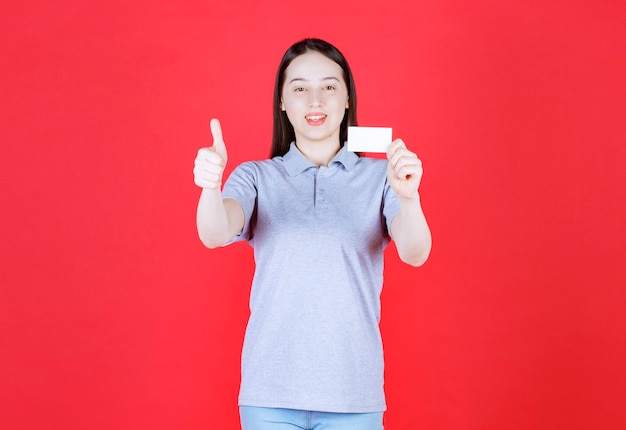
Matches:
[289,76,341,84]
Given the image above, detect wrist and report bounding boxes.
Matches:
[398,192,421,205]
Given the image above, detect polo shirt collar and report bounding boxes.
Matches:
[283,142,358,176]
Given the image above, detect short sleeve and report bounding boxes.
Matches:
[221,162,258,244]
[382,178,401,237]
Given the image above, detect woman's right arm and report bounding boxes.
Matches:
[193,119,245,248]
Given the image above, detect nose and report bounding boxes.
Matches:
[308,89,323,107]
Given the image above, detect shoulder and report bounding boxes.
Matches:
[234,157,285,172]
[353,155,388,176]
[228,157,286,180]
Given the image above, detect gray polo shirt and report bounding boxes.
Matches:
[222,143,401,413]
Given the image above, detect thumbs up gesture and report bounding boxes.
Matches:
[194,118,228,190]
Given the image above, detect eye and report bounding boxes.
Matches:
[293,87,306,92]
[324,85,336,91]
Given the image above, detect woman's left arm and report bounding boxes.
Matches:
[387,139,432,267]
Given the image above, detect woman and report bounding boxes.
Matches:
[193,38,431,430]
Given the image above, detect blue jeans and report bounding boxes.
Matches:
[240,406,384,430]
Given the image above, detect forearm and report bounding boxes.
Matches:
[196,188,239,248]
[392,194,432,267]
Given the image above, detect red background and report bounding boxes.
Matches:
[1,1,625,429]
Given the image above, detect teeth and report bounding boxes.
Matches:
[306,115,326,121]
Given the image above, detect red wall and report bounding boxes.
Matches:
[2,1,625,429]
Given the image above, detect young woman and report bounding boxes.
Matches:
[193,38,431,430]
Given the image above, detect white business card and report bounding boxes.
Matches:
[347,126,392,153]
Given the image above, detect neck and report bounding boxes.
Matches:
[295,138,341,167]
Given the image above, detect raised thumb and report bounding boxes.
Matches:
[210,118,228,161]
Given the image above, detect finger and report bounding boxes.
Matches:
[387,142,413,168]
[390,152,422,175]
[194,170,221,183]
[210,118,228,160]
[196,147,225,167]
[394,164,423,181]
[194,146,226,189]
[194,162,224,178]
[390,149,418,171]
[386,139,407,159]
[210,118,224,143]
[393,151,421,168]
[193,169,222,189]
[196,147,212,162]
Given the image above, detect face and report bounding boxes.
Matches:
[281,50,349,147]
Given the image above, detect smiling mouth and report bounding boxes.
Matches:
[305,114,327,121]
[304,113,327,126]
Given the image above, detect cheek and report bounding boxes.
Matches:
[283,105,302,128]
[282,94,304,113]
[330,94,349,112]
[331,90,349,107]
[283,103,302,123]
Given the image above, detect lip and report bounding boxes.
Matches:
[305,112,327,126]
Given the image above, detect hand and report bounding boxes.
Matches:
[386,139,423,200]
[193,118,228,190]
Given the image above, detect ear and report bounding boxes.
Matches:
[280,99,286,111]
[345,96,349,109]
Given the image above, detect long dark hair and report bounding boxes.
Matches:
[270,38,358,158]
